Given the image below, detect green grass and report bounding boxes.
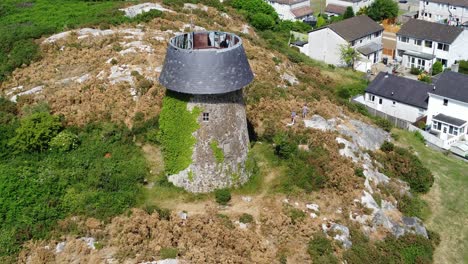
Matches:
[393,129,468,264]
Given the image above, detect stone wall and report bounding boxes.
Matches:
[168,90,250,192]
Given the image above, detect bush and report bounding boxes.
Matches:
[49,131,80,152]
[239,213,254,224]
[432,61,443,75]
[375,117,392,132]
[130,9,163,23]
[337,87,351,99]
[459,60,468,74]
[9,112,63,152]
[397,194,429,220]
[160,247,178,259]
[251,13,275,30]
[354,167,365,177]
[380,141,394,152]
[410,67,422,75]
[273,133,297,159]
[413,130,425,143]
[377,146,434,193]
[308,233,338,263]
[418,73,432,83]
[215,188,231,205]
[287,207,306,224]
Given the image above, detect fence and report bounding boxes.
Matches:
[351,96,409,129]
[408,124,446,149]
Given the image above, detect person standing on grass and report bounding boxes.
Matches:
[291,111,297,124]
[302,104,309,118]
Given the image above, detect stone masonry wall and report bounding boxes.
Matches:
[168,90,250,193]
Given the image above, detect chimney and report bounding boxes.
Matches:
[391,91,394,96]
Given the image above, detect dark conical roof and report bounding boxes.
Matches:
[159,31,254,95]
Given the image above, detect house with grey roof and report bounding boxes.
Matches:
[326,0,375,13]
[364,72,431,122]
[426,71,468,146]
[325,4,348,16]
[301,15,383,72]
[363,71,468,149]
[396,19,467,72]
[418,0,468,26]
[265,0,313,21]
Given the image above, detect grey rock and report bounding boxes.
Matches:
[402,216,428,238]
[304,115,336,131]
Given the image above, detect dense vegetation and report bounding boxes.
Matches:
[272,133,327,194]
[0,99,148,257]
[157,91,201,175]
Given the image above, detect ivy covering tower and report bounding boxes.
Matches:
[158,31,254,193]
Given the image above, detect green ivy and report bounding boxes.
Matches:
[158,92,201,175]
[210,140,224,164]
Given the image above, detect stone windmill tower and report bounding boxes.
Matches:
[159,31,254,193]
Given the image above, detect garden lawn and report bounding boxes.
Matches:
[394,130,468,264]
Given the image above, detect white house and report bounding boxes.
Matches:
[326,0,375,13]
[325,4,348,17]
[396,19,467,72]
[265,0,313,21]
[426,71,468,147]
[301,15,383,72]
[419,0,468,26]
[364,72,431,123]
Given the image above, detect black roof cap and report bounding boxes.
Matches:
[433,113,467,127]
[309,15,383,42]
[365,72,432,109]
[397,19,463,44]
[431,71,468,103]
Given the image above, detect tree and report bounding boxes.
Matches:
[339,44,360,68]
[356,6,369,15]
[9,112,62,152]
[367,0,399,21]
[251,13,275,30]
[431,61,443,75]
[343,7,355,19]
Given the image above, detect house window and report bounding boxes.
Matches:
[425,1,428,5]
[202,112,209,121]
[437,122,442,130]
[449,125,454,134]
[453,128,458,136]
[443,127,447,133]
[374,32,381,37]
[425,40,432,48]
[351,41,355,46]
[436,58,448,67]
[433,121,438,129]
[443,99,448,106]
[393,101,396,106]
[370,95,375,102]
[461,127,465,134]
[400,36,409,43]
[415,39,422,46]
[429,13,432,18]
[437,43,449,51]
[379,98,383,104]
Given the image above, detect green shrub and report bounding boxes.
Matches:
[49,131,80,152]
[380,141,394,152]
[367,0,398,21]
[337,87,351,99]
[375,117,392,132]
[210,140,224,163]
[158,91,201,174]
[413,130,425,143]
[251,13,275,30]
[354,167,365,178]
[308,233,338,263]
[160,247,178,259]
[410,67,422,75]
[459,60,468,74]
[9,112,63,152]
[287,207,306,224]
[377,146,434,193]
[215,188,231,205]
[239,213,254,224]
[130,9,163,23]
[431,61,443,75]
[273,133,297,159]
[397,194,430,220]
[0,97,17,115]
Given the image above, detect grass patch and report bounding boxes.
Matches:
[159,247,178,259]
[393,129,468,263]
